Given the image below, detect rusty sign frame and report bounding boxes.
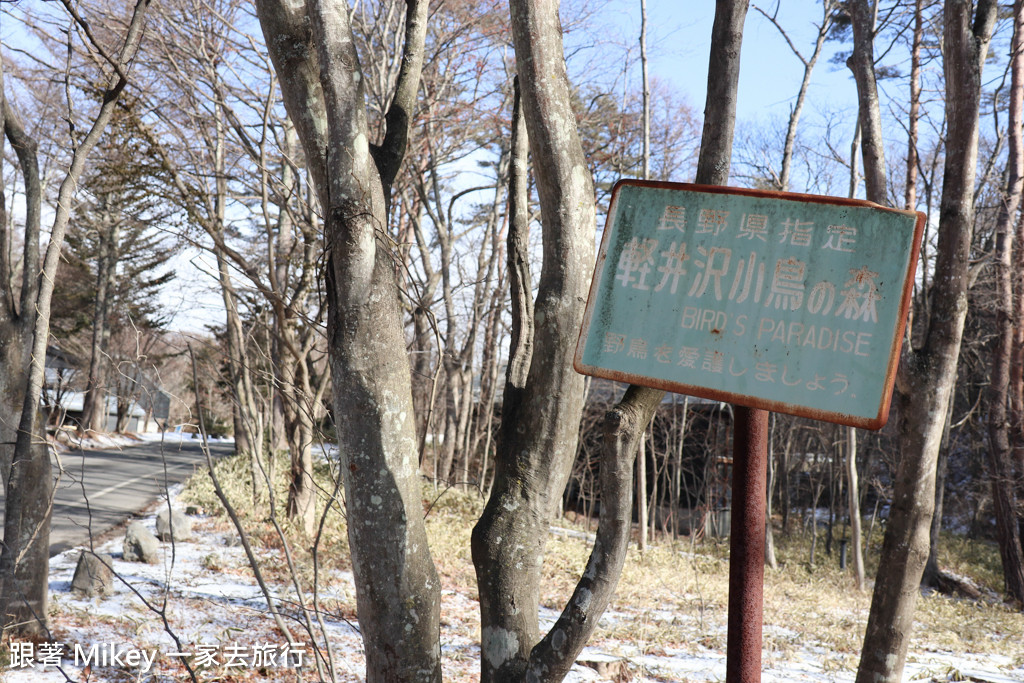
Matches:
[575,180,925,430]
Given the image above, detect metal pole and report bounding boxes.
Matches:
[726,405,769,683]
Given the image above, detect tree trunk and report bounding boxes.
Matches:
[269,126,296,479]
[905,0,923,212]
[847,427,865,590]
[640,0,650,181]
[269,334,289,494]
[258,0,441,679]
[285,367,317,538]
[525,387,662,682]
[0,79,47,641]
[471,5,597,662]
[986,0,1024,605]
[1015,189,1024,557]
[0,330,31,492]
[856,2,998,681]
[0,87,38,495]
[846,0,886,204]
[212,104,267,501]
[781,425,793,534]
[809,469,823,567]
[216,245,267,500]
[637,432,649,551]
[1,0,149,636]
[80,215,119,433]
[765,415,778,570]
[923,384,955,587]
[648,430,660,541]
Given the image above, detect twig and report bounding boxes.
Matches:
[188,343,297,646]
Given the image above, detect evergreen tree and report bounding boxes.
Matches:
[57,102,175,432]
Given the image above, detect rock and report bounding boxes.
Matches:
[156,508,193,542]
[123,521,160,563]
[578,654,633,682]
[71,552,114,597]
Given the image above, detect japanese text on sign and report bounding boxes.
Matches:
[575,181,923,429]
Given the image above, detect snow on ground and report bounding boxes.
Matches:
[3,486,1023,682]
[51,429,235,453]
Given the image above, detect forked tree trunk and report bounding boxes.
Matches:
[470,4,597,661]
[855,2,998,680]
[473,2,749,681]
[257,0,441,680]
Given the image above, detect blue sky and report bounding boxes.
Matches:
[637,3,858,126]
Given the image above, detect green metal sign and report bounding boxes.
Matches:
[575,181,924,429]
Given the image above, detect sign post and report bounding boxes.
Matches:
[575,180,924,681]
[728,405,768,683]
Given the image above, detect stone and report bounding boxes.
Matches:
[123,521,160,563]
[578,654,633,682]
[71,552,114,597]
[155,508,193,543]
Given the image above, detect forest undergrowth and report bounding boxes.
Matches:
[177,448,1024,679]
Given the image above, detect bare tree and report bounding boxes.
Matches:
[986,0,1024,605]
[474,0,748,680]
[470,0,599,673]
[0,57,47,638]
[0,0,152,637]
[250,0,746,681]
[754,0,837,191]
[846,425,866,589]
[70,108,174,434]
[845,0,887,204]
[256,0,442,679]
[854,1,999,680]
[133,0,327,515]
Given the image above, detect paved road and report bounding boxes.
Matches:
[0,438,234,556]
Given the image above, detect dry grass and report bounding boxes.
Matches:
[422,484,484,597]
[179,453,1024,676]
